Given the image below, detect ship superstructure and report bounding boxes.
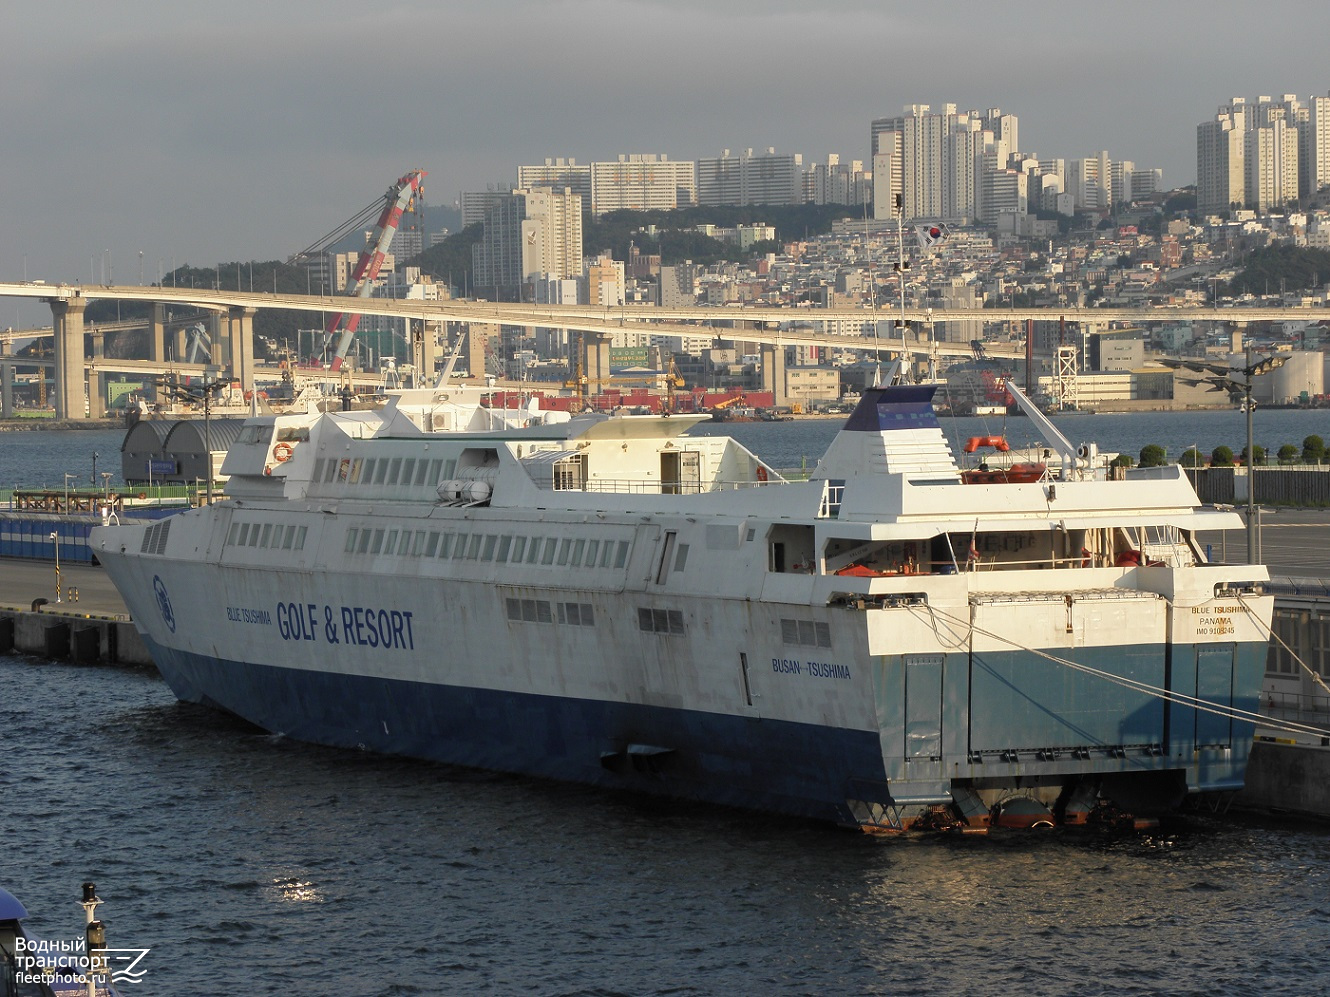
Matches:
[91,380,1273,831]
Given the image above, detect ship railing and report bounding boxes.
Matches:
[1263,689,1330,737]
[581,476,796,495]
[826,551,1166,577]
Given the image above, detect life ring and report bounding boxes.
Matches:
[756,465,768,482]
[273,442,294,462]
[137,492,147,500]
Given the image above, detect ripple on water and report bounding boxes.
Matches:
[4,654,1330,995]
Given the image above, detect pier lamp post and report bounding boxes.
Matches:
[100,472,113,500]
[1160,348,1287,564]
[91,451,98,489]
[63,472,76,511]
[49,531,61,603]
[155,367,226,505]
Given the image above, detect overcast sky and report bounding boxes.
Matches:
[3,0,1328,324]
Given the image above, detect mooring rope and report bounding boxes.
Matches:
[1235,591,1330,698]
[905,602,1330,741]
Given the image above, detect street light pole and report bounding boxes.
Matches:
[155,368,225,505]
[1159,345,1286,565]
[1245,346,1256,564]
[202,369,212,502]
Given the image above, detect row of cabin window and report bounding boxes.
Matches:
[639,607,686,636]
[240,425,312,445]
[343,526,631,570]
[505,598,596,627]
[781,618,833,649]
[227,522,310,551]
[313,455,458,489]
[1267,612,1330,677]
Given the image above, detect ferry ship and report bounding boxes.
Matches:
[90,375,1274,831]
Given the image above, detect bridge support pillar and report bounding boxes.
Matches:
[49,297,88,420]
[90,329,105,359]
[1,339,12,419]
[584,331,613,397]
[1231,322,1246,354]
[208,313,223,367]
[88,371,107,419]
[148,304,167,361]
[226,306,256,391]
[761,342,787,408]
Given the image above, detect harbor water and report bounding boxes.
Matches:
[3,414,1330,994]
[3,654,1330,995]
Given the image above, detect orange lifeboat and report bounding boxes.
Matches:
[961,463,1047,484]
[960,435,1045,484]
[963,435,1011,454]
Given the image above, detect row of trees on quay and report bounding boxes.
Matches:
[1114,435,1330,468]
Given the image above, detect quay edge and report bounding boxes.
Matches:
[0,604,155,669]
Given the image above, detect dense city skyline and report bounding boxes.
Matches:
[4,0,1330,326]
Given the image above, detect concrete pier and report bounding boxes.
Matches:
[1237,736,1330,820]
[0,558,153,668]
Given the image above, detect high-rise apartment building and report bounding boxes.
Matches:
[1198,100,1247,213]
[806,155,872,206]
[871,132,901,220]
[945,118,988,220]
[590,154,696,215]
[1109,160,1134,206]
[696,148,803,206]
[658,264,697,308]
[585,254,625,307]
[1067,152,1111,210]
[1311,94,1330,197]
[471,188,583,299]
[327,251,395,293]
[517,159,593,203]
[1196,94,1330,212]
[1124,168,1164,201]
[1269,95,1315,199]
[1245,115,1300,211]
[460,186,515,227]
[524,187,584,282]
[980,169,1028,224]
[869,104,1017,222]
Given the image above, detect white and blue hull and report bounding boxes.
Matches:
[90,382,1275,829]
[99,535,1270,828]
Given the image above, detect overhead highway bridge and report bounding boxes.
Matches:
[1,282,1325,420]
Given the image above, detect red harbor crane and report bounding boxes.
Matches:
[292,169,427,372]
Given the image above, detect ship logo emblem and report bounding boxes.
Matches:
[153,575,177,633]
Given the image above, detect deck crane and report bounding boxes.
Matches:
[292,169,427,372]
